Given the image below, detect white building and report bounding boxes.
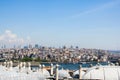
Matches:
[82,66,120,80]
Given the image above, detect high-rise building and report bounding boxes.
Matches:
[29,44,32,48]
[35,44,39,48]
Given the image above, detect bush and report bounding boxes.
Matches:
[21,57,33,62]
[34,57,41,62]
[33,57,49,62]
[40,59,48,62]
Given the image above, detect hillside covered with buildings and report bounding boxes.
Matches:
[0,45,119,63]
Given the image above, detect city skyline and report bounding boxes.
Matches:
[0,0,120,50]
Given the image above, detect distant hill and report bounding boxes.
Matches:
[108,50,120,54]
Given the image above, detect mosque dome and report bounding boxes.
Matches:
[0,62,49,80]
[73,70,85,78]
[29,71,46,80]
[40,69,50,78]
[58,69,71,79]
[82,66,120,80]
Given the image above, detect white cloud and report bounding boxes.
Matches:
[5,30,17,39]
[0,30,30,47]
[0,30,18,43]
[26,36,31,41]
[71,0,120,18]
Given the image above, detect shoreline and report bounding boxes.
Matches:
[0,61,108,67]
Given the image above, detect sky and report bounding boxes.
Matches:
[0,0,120,50]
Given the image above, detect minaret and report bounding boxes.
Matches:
[79,65,82,79]
[28,62,31,70]
[3,62,6,67]
[19,62,22,72]
[10,61,13,70]
[42,64,45,73]
[50,63,53,76]
[23,62,26,68]
[56,64,59,80]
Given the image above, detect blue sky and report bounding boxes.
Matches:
[0,0,120,50]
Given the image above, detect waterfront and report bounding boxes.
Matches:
[40,62,108,70]
[0,0,120,79]
[0,61,119,80]
[0,61,108,70]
